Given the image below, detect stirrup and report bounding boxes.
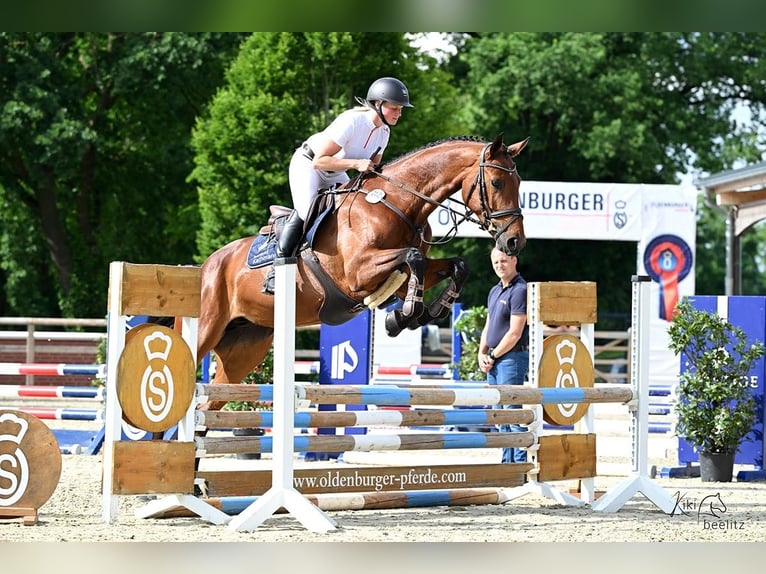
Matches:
[262,267,275,295]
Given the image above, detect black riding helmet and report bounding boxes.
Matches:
[366,77,414,108]
[364,77,413,126]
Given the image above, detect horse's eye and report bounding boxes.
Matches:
[491,179,503,190]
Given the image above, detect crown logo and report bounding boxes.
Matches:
[0,411,29,444]
[143,330,172,362]
[555,338,577,365]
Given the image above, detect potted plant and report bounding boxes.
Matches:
[667,298,765,482]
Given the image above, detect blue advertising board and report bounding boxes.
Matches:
[678,296,766,469]
[308,310,373,460]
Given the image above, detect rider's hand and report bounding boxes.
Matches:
[356,159,375,172]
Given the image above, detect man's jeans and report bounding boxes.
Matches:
[487,350,529,463]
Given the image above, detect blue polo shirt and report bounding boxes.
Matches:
[486,273,529,350]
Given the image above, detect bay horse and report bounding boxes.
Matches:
[197,134,528,406]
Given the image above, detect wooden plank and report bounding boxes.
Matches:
[716,187,766,206]
[110,441,196,495]
[115,262,201,317]
[533,282,597,325]
[537,433,596,481]
[197,463,533,497]
[0,507,38,525]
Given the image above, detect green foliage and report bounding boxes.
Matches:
[5,32,766,325]
[191,32,463,259]
[667,299,765,454]
[450,32,766,321]
[0,32,244,317]
[222,345,274,412]
[452,306,487,381]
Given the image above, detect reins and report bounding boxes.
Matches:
[344,141,523,246]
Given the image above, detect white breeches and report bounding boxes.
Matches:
[289,150,349,220]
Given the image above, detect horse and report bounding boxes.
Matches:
[197,134,528,407]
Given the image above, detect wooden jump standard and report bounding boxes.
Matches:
[101,264,673,531]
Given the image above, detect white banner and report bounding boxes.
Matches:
[428,180,646,241]
[637,186,698,388]
[428,180,698,391]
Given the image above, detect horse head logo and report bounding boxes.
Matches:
[698,493,727,519]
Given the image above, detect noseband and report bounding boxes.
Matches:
[467,141,523,236]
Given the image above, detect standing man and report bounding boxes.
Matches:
[478,247,530,463]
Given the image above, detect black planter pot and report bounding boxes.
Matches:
[699,450,735,482]
[232,427,265,460]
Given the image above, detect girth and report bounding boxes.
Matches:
[301,249,366,326]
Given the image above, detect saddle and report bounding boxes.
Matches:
[248,192,366,324]
[258,192,334,246]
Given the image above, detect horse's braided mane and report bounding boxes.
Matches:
[381,135,486,168]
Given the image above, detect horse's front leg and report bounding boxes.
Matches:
[384,248,426,337]
[416,256,469,327]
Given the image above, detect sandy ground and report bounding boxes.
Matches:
[3,399,766,545]
[5,448,766,544]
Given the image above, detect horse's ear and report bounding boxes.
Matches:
[508,137,530,158]
[489,133,505,157]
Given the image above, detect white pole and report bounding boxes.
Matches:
[102,261,127,523]
[228,258,336,532]
[592,275,676,513]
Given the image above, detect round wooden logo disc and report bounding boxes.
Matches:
[116,324,196,433]
[538,334,594,426]
[0,409,62,510]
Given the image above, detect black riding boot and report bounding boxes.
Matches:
[262,211,305,294]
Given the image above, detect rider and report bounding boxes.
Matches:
[263,76,414,294]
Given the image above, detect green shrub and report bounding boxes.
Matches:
[668,299,765,454]
[452,306,487,381]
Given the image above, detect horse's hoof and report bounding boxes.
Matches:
[384,312,404,337]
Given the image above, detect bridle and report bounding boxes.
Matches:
[465,141,524,239]
[346,141,523,246]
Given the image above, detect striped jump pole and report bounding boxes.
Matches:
[199,383,634,407]
[374,364,454,378]
[5,406,102,421]
[0,385,104,400]
[0,384,103,400]
[0,362,106,378]
[140,488,513,519]
[300,384,634,407]
[196,407,535,430]
[196,431,536,456]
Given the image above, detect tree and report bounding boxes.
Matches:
[448,33,766,321]
[191,32,464,259]
[0,32,244,317]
